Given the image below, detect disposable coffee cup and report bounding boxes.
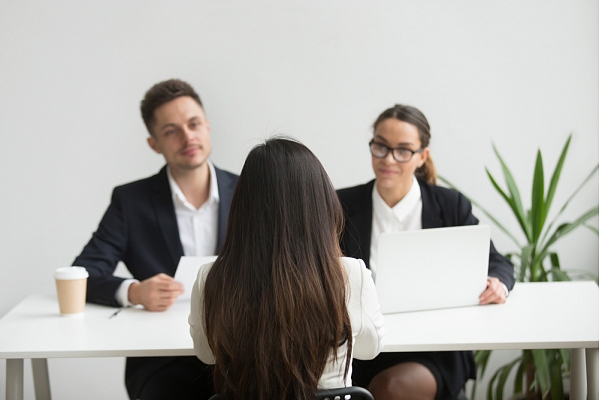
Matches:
[54,267,89,316]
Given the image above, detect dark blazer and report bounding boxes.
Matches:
[73,164,238,399]
[337,179,515,398]
[337,179,515,289]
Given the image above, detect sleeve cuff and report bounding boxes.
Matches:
[116,279,139,307]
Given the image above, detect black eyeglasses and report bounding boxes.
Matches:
[369,140,423,163]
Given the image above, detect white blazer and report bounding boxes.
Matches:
[188,257,386,388]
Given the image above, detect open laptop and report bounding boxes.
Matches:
[375,225,490,314]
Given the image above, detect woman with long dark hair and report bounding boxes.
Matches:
[189,137,385,400]
[337,105,515,400]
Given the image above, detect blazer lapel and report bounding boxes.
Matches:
[151,166,184,268]
[345,180,375,269]
[419,179,443,229]
[215,167,237,253]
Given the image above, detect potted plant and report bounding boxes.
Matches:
[440,135,598,400]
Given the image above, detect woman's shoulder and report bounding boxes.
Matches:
[336,180,375,209]
[419,179,469,205]
[340,257,370,283]
[340,256,363,268]
[337,181,372,195]
[195,261,216,286]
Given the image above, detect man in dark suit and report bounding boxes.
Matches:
[73,79,238,400]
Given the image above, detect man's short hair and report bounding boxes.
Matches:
[140,79,203,136]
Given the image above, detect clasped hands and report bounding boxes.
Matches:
[128,273,184,311]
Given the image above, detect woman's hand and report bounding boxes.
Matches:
[479,277,507,305]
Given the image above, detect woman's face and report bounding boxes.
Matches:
[371,118,429,192]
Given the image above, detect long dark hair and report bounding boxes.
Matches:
[373,104,437,185]
[203,137,352,400]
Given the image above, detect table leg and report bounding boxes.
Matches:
[32,358,52,400]
[6,358,24,400]
[586,348,599,400]
[571,348,586,400]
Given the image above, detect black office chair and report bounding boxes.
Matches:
[316,386,374,400]
[208,386,374,400]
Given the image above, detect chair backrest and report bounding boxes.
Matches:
[316,386,374,400]
[208,386,374,400]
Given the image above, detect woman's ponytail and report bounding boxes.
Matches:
[415,156,437,185]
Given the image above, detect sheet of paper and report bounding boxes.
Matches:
[174,256,217,301]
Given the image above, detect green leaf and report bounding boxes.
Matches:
[583,223,599,235]
[487,368,502,400]
[560,349,571,375]
[540,206,600,255]
[554,163,598,217]
[495,357,521,400]
[493,145,532,241]
[514,358,526,394]
[486,168,530,239]
[543,135,571,226]
[438,175,522,247]
[529,252,549,282]
[548,351,564,400]
[470,376,478,400]
[531,150,545,242]
[550,253,560,269]
[485,168,511,205]
[472,350,493,400]
[531,349,550,397]
[562,269,600,284]
[519,244,534,282]
[551,267,571,282]
[535,259,549,282]
[540,164,598,244]
[475,349,493,378]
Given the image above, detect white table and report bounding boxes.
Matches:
[0,281,597,400]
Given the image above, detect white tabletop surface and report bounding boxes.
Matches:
[0,281,597,360]
[383,281,598,352]
[0,296,195,359]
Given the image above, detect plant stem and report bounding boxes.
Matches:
[526,363,540,400]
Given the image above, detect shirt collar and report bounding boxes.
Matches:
[372,175,421,223]
[167,160,219,210]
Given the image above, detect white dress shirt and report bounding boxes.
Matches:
[115,161,220,306]
[369,175,422,282]
[167,161,219,258]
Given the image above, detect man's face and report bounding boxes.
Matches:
[147,96,211,173]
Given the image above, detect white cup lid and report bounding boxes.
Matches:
[54,266,89,280]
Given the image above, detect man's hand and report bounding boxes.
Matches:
[479,277,507,305]
[128,273,184,311]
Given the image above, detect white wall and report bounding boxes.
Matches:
[0,1,597,399]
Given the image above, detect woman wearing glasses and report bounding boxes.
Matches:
[189,138,385,400]
[337,105,515,400]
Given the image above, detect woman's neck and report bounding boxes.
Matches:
[170,162,210,209]
[376,178,413,208]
